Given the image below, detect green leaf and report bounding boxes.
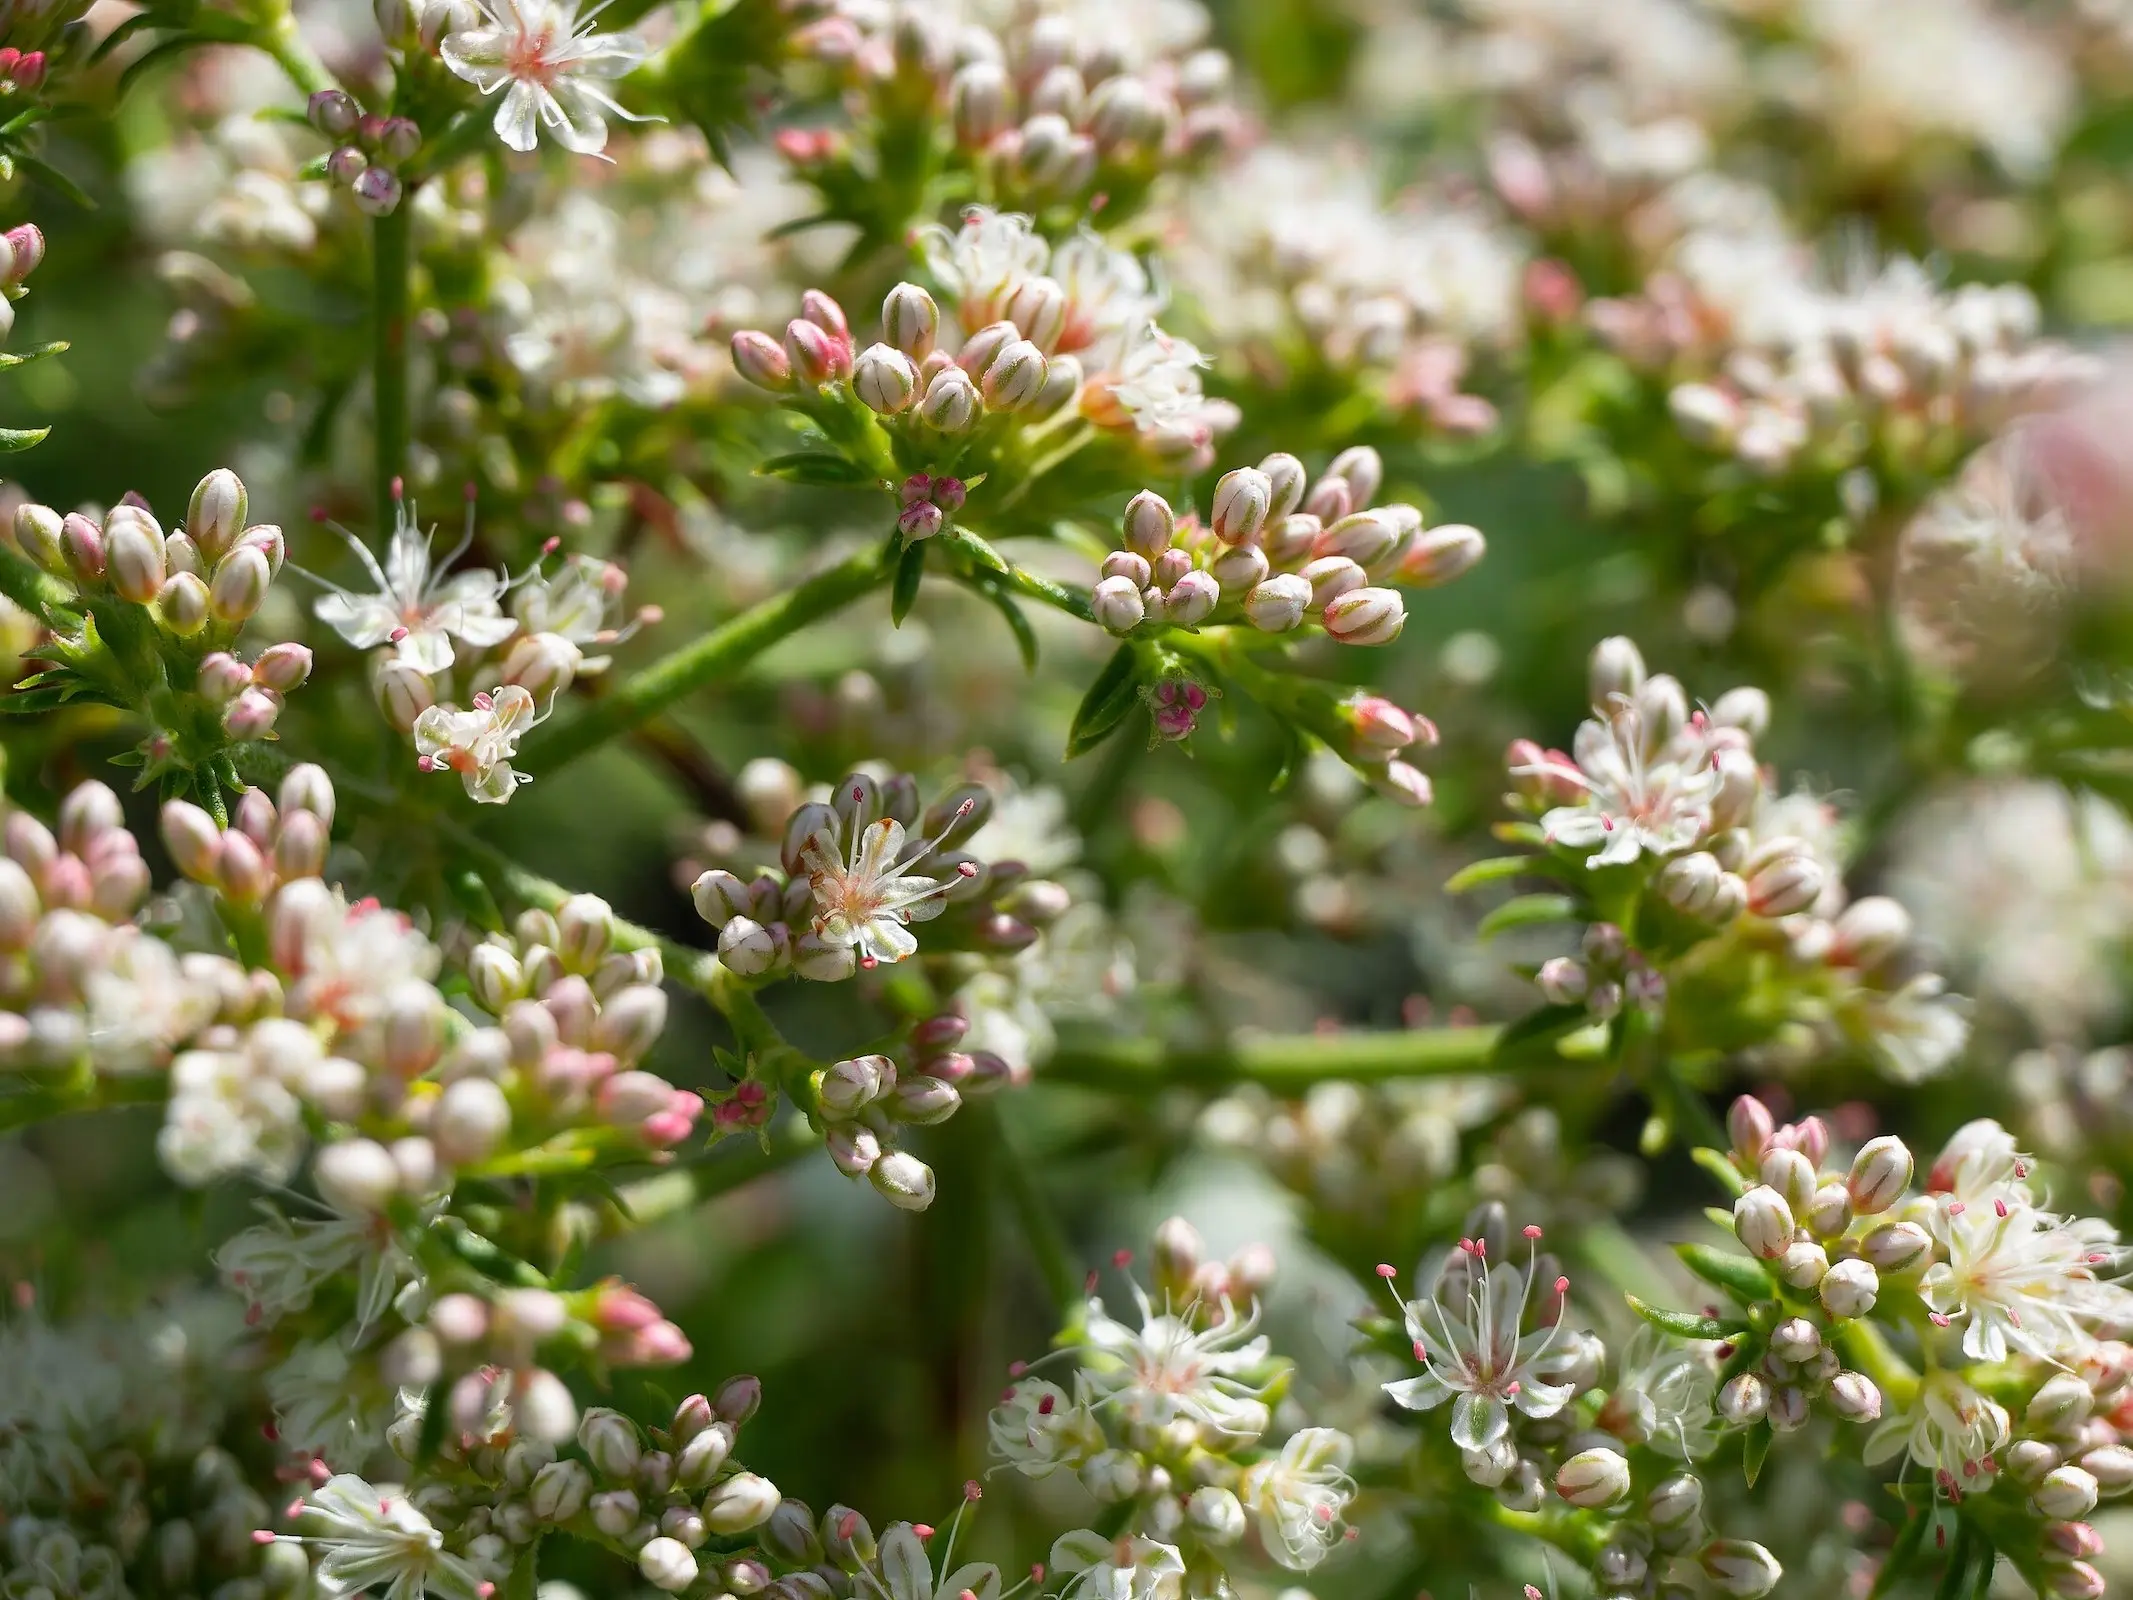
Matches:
[755,450,872,487]
[1625,1294,1739,1341]
[1692,1145,1750,1200]
[0,425,51,453]
[502,1538,543,1600]
[1476,893,1580,940]
[1742,1422,1772,1488]
[977,583,1039,671]
[446,865,506,934]
[0,340,68,370]
[1445,855,1548,894]
[1065,641,1144,759]
[1674,1242,1776,1306]
[890,540,926,626]
[948,528,1012,575]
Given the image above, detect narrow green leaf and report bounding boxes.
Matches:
[754,450,871,486]
[1476,893,1580,940]
[0,340,69,370]
[977,583,1039,671]
[890,540,926,626]
[0,426,51,453]
[1742,1423,1772,1488]
[1445,855,1546,894]
[1692,1145,1750,1200]
[949,528,1012,575]
[1489,1002,1589,1063]
[1674,1241,1776,1306]
[1064,641,1144,759]
[1624,1294,1739,1341]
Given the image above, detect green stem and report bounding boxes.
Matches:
[1042,1025,1503,1095]
[939,529,1093,623]
[371,204,413,531]
[526,545,892,773]
[260,12,338,98]
[610,1116,817,1228]
[984,1104,1081,1313]
[0,1071,168,1133]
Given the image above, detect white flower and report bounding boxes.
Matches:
[864,1521,1001,1600]
[1078,1283,1273,1440]
[312,502,517,674]
[268,1344,396,1466]
[1919,1195,2133,1363]
[1852,974,1969,1084]
[511,554,635,671]
[217,1200,413,1336]
[987,1378,1103,1477]
[83,931,219,1072]
[1862,1370,2010,1495]
[1102,324,1216,437]
[158,1041,306,1188]
[920,207,1050,334]
[1525,695,1725,868]
[295,1473,487,1600]
[275,883,443,1036]
[1605,1326,1719,1460]
[440,0,650,157]
[1047,230,1162,358]
[1383,1242,1578,1452]
[414,685,542,804]
[1048,1532,1186,1600]
[801,814,964,969]
[1239,1428,1356,1571]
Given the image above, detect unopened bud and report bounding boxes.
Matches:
[853,343,918,415]
[1846,1136,1912,1215]
[882,282,939,360]
[1732,1185,1792,1259]
[731,330,793,391]
[702,1474,781,1535]
[1402,522,1486,586]
[1555,1447,1631,1509]
[982,339,1048,411]
[1211,467,1272,545]
[208,545,272,625]
[1717,1372,1768,1425]
[1818,1257,1878,1319]
[1320,585,1404,645]
[917,366,981,432]
[1243,574,1310,632]
[868,1149,936,1210]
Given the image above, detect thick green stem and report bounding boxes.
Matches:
[1042,1025,1503,1095]
[371,204,413,531]
[526,546,892,772]
[261,13,338,99]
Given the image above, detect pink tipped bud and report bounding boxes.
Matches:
[60,512,105,584]
[197,652,252,704]
[1122,490,1175,561]
[105,505,167,603]
[854,343,920,415]
[784,317,851,386]
[982,338,1049,411]
[731,330,793,391]
[799,288,849,342]
[253,642,313,692]
[351,166,403,216]
[1162,570,1218,626]
[916,366,981,433]
[1402,523,1486,586]
[225,687,283,741]
[1210,467,1273,545]
[883,282,940,360]
[1242,573,1311,632]
[208,546,273,626]
[161,801,223,882]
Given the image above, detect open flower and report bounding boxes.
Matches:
[1078,1282,1274,1441]
[863,1521,1001,1600]
[1863,1370,2010,1495]
[291,1473,487,1600]
[413,685,541,804]
[1383,1237,1579,1451]
[1525,696,1725,868]
[801,813,967,968]
[440,0,651,156]
[1920,1194,2133,1363]
[312,502,516,674]
[1239,1427,1356,1571]
[987,1377,1103,1478]
[1048,1532,1185,1600]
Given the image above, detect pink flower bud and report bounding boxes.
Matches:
[105,506,167,603]
[1122,490,1175,560]
[352,165,403,216]
[784,317,850,386]
[252,642,313,692]
[60,512,105,584]
[160,801,222,883]
[1211,467,1272,545]
[917,365,981,432]
[1208,543,1268,597]
[275,808,328,880]
[1342,694,1418,755]
[2,224,44,282]
[1369,760,1434,807]
[1301,555,1366,611]
[225,687,283,741]
[1163,569,1218,625]
[982,338,1049,411]
[730,330,793,391]
[1402,523,1486,586]
[898,501,944,541]
[883,282,939,360]
[196,652,252,704]
[1733,1185,1794,1260]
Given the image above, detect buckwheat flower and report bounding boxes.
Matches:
[1522,696,1724,868]
[159,1042,306,1187]
[1048,1531,1186,1600]
[800,804,972,969]
[1863,1370,2011,1494]
[290,1473,486,1600]
[1046,229,1162,358]
[311,501,517,675]
[1919,1198,2133,1363]
[268,1342,396,1465]
[863,1520,1002,1600]
[988,1378,1103,1478]
[275,886,442,1034]
[82,930,219,1071]
[1852,974,1969,1084]
[413,685,541,804]
[1383,1238,1578,1451]
[919,207,1049,334]
[1239,1427,1356,1571]
[511,553,640,674]
[218,1199,415,1336]
[1605,1326,1720,1460]
[1077,1282,1274,1440]
[440,0,650,156]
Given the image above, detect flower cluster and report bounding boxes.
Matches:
[990,1218,1358,1592]
[10,469,309,797]
[1500,635,1967,1082]
[312,488,653,803]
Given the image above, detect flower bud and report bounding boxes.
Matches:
[1162,569,1218,625]
[588,1489,639,1538]
[703,1473,782,1535]
[1846,1136,1912,1215]
[307,89,361,137]
[13,502,65,574]
[1082,573,1148,637]
[676,1421,736,1490]
[951,59,1011,145]
[1208,543,1269,597]
[820,1505,876,1570]
[819,1053,893,1117]
[2008,1438,2062,1483]
[1818,1257,1878,1319]
[160,801,222,883]
[718,917,779,978]
[1301,555,1366,610]
[60,511,105,584]
[2035,1465,2100,1520]
[1745,851,1823,917]
[1318,509,1398,569]
[208,545,272,626]
[982,339,1048,411]
[868,1149,936,1210]
[106,506,167,604]
[917,365,981,432]
[2029,1373,2095,1433]
[1717,1373,1768,1426]
[352,166,403,216]
[1211,467,1272,545]
[1402,523,1486,586]
[1321,585,1404,645]
[1647,1473,1703,1527]
[1776,1239,1828,1290]
[638,1537,697,1593]
[434,1076,513,1165]
[1185,1486,1245,1543]
[580,1408,642,1480]
[252,641,313,693]
[1833,896,1911,969]
[314,1137,400,1213]
[1826,1370,1881,1422]
[1860,1220,1932,1273]
[1555,1446,1631,1509]
[2049,1563,2108,1600]
[2078,1444,2133,1490]
[1122,490,1173,560]
[1588,635,1646,703]
[373,658,436,732]
[883,282,939,361]
[731,330,793,391]
[714,1374,762,1424]
[1222,571,1307,635]
[184,468,246,562]
[853,343,919,414]
[531,1460,592,1523]
[224,687,282,741]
